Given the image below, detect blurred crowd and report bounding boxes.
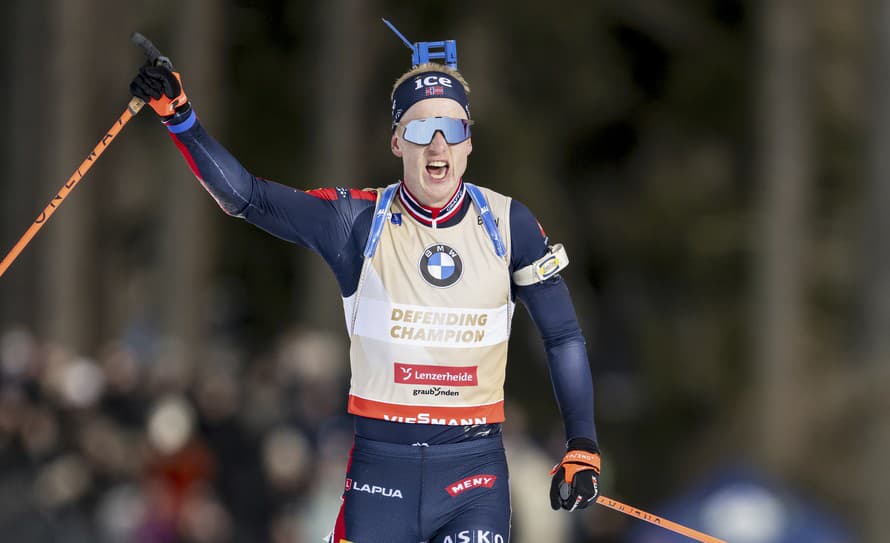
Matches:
[0,325,595,543]
[0,324,358,542]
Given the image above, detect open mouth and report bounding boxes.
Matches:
[426,161,449,180]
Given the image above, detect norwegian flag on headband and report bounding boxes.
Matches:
[392,70,470,124]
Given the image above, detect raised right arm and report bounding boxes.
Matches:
[130,65,376,295]
[167,112,376,295]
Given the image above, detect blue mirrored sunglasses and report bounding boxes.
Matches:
[399,117,473,145]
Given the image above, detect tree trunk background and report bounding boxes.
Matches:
[0,1,45,329]
[38,0,97,352]
[751,0,813,473]
[862,1,890,540]
[299,0,378,330]
[153,0,227,374]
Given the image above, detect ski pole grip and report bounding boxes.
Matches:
[130,32,174,70]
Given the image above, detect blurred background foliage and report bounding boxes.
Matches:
[1,1,887,542]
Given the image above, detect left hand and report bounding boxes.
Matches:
[549,439,600,512]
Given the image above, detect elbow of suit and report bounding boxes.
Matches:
[544,329,586,355]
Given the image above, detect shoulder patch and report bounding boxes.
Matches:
[350,188,377,202]
[306,187,339,200]
[306,187,378,202]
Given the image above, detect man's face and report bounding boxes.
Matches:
[391,98,472,208]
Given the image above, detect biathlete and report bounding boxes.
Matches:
[129,24,601,543]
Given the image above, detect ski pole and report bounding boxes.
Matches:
[0,97,144,278]
[0,32,168,279]
[597,495,727,543]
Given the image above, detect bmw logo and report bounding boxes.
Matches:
[419,244,463,288]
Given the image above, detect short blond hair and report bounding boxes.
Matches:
[390,63,471,100]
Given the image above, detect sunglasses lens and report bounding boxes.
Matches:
[402,118,471,145]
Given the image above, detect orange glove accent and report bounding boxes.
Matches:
[551,449,601,484]
[130,65,189,118]
[148,71,188,117]
[550,449,601,511]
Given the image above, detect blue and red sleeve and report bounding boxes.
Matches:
[164,111,375,296]
[510,200,598,446]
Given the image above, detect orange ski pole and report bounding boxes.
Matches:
[597,495,727,543]
[0,96,144,278]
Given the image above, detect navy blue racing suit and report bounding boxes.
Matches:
[163,111,598,543]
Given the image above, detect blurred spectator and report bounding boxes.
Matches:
[95,483,148,543]
[503,402,573,543]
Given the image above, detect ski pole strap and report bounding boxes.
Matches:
[465,183,507,258]
[165,108,197,133]
[363,183,400,258]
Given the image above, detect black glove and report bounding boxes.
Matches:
[549,438,601,512]
[130,65,189,119]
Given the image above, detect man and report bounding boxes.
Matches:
[131,35,601,543]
